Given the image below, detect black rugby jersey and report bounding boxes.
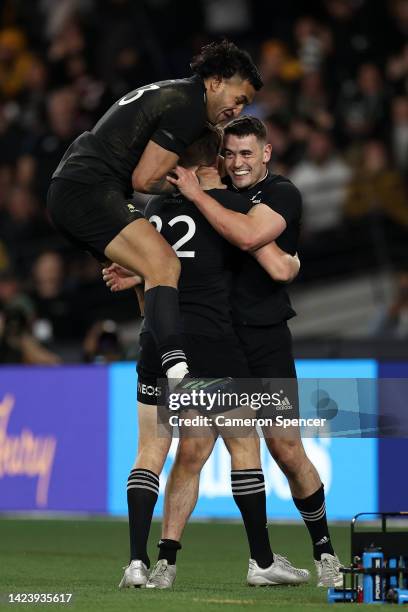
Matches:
[228,172,302,326]
[145,189,249,337]
[53,76,207,195]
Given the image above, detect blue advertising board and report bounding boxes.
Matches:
[0,366,108,512]
[107,359,378,520]
[0,359,381,518]
[378,363,408,512]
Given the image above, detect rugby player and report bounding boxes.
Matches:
[47,40,261,388]
[164,115,343,588]
[103,127,308,589]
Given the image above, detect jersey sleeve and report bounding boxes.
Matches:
[260,180,302,226]
[151,92,205,155]
[206,189,250,214]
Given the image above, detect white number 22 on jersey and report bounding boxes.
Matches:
[149,214,196,258]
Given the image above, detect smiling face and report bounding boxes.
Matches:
[224,133,272,189]
[205,75,255,125]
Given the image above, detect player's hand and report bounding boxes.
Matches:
[166,166,203,200]
[102,263,143,292]
[197,166,226,190]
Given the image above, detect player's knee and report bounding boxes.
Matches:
[135,438,170,473]
[225,437,260,469]
[176,439,210,473]
[267,439,306,476]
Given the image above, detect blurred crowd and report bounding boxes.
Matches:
[1,0,408,363]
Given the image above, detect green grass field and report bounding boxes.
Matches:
[0,518,380,611]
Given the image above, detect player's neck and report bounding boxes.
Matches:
[252,169,268,187]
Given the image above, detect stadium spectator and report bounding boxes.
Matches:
[293,16,331,75]
[390,96,408,176]
[82,319,124,363]
[15,54,49,134]
[0,185,50,275]
[29,251,80,346]
[336,63,390,147]
[0,27,34,99]
[289,128,351,279]
[295,71,332,129]
[265,115,299,174]
[387,0,408,54]
[0,268,60,364]
[16,86,84,201]
[344,140,408,270]
[290,128,351,236]
[371,270,408,338]
[258,40,301,84]
[387,43,408,95]
[0,102,26,172]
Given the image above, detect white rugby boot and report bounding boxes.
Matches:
[315,553,344,587]
[247,553,310,586]
[118,560,148,588]
[145,559,176,589]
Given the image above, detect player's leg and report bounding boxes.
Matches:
[119,401,172,589]
[48,179,188,382]
[105,218,189,382]
[222,433,274,569]
[120,332,172,588]
[146,428,217,589]
[265,436,342,586]
[238,322,342,586]
[222,431,309,586]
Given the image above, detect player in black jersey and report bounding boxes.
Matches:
[167,115,343,588]
[47,40,262,386]
[104,128,308,589]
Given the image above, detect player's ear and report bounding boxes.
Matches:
[209,76,223,92]
[263,143,272,163]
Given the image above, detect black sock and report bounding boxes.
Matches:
[157,539,181,565]
[231,469,274,569]
[127,468,159,567]
[144,286,187,373]
[293,484,335,560]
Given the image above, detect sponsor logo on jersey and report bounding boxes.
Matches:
[250,190,263,204]
[137,382,161,397]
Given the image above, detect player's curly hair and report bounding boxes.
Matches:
[179,124,223,168]
[224,115,267,142]
[190,40,263,91]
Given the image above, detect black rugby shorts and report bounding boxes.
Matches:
[47,178,144,261]
[234,321,299,420]
[137,331,251,405]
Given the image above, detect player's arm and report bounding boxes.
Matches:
[132,141,178,194]
[252,242,300,283]
[133,88,206,194]
[167,166,286,251]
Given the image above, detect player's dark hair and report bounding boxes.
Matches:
[179,124,223,167]
[190,40,263,91]
[223,115,267,142]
